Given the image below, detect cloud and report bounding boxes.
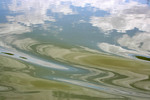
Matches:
[90,16,127,33]
[50,4,76,15]
[8,0,75,16]
[89,1,150,33]
[118,32,150,53]
[98,42,134,56]
[70,0,127,11]
[98,42,149,58]
[7,15,55,27]
[6,0,150,31]
[7,0,57,26]
[0,23,31,36]
[98,32,150,57]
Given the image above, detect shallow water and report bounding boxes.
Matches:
[0,0,150,100]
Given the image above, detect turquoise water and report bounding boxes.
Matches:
[0,0,150,100]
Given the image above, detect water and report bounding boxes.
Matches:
[0,0,150,100]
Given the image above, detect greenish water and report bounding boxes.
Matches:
[0,0,150,100]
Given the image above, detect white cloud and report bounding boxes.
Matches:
[7,0,150,32]
[50,4,76,15]
[98,42,149,58]
[0,23,31,36]
[8,0,75,16]
[7,0,57,26]
[90,16,127,32]
[118,32,150,52]
[7,15,55,27]
[90,13,150,33]
[98,32,150,57]
[89,1,150,33]
[98,42,134,56]
[70,0,127,11]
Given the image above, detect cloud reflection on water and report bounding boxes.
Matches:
[0,1,150,99]
[2,0,150,34]
[0,0,149,59]
[98,32,150,58]
[0,23,30,36]
[90,1,150,33]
